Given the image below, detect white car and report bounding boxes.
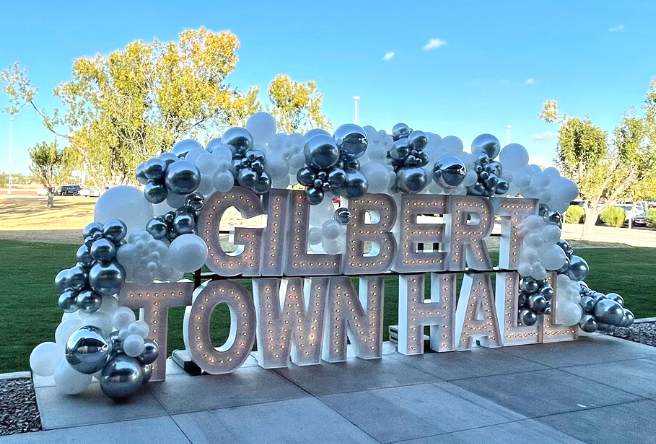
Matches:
[36,188,48,196]
[80,188,100,197]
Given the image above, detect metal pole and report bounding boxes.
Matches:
[506,125,511,145]
[8,117,13,195]
[353,96,360,124]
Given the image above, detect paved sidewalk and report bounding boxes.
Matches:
[3,335,656,443]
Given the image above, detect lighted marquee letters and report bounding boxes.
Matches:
[495,272,541,346]
[455,273,502,350]
[446,195,494,271]
[542,272,579,343]
[495,198,538,270]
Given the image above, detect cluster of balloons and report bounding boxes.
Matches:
[56,221,128,314]
[147,193,204,241]
[465,134,509,197]
[116,231,183,285]
[307,200,351,255]
[518,276,554,326]
[518,214,567,281]
[221,127,272,195]
[579,285,634,333]
[555,240,590,282]
[388,123,430,194]
[137,151,201,205]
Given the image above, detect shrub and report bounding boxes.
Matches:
[647,209,656,229]
[565,205,585,224]
[600,207,626,227]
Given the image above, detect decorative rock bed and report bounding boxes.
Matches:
[0,378,41,436]
[607,320,656,346]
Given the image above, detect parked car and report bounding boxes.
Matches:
[80,188,100,197]
[57,185,82,196]
[36,188,48,196]
[614,204,646,227]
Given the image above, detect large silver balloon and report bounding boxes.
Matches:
[144,182,168,204]
[67,265,88,291]
[471,134,501,159]
[392,123,411,141]
[306,187,324,205]
[99,355,144,400]
[143,158,166,182]
[146,217,168,240]
[237,168,257,188]
[539,285,554,301]
[407,130,428,151]
[606,293,624,307]
[297,167,316,187]
[328,168,347,188]
[158,152,179,167]
[433,155,466,189]
[173,212,196,235]
[171,139,203,158]
[165,160,201,195]
[343,170,368,199]
[621,309,635,327]
[333,124,368,160]
[519,308,537,326]
[520,276,539,294]
[389,138,410,160]
[76,289,102,314]
[76,246,93,268]
[138,340,159,365]
[89,261,126,297]
[55,269,71,292]
[579,314,598,333]
[83,222,104,239]
[66,326,113,374]
[102,220,127,243]
[58,290,78,313]
[594,299,624,325]
[253,171,272,194]
[221,127,253,156]
[91,238,116,263]
[566,255,589,281]
[304,134,340,170]
[396,167,427,194]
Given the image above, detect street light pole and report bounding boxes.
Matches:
[506,125,511,145]
[353,96,360,124]
[8,117,13,195]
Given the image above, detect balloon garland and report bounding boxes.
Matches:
[30,112,633,401]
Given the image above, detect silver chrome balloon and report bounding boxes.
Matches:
[138,340,159,365]
[334,207,352,225]
[528,294,548,313]
[471,133,501,159]
[433,155,466,189]
[392,123,411,141]
[76,289,103,314]
[520,276,539,294]
[579,314,598,333]
[606,293,624,307]
[173,212,196,235]
[579,296,596,313]
[99,355,144,400]
[141,364,152,384]
[165,160,201,195]
[566,255,589,281]
[621,309,635,327]
[158,152,179,167]
[65,326,113,374]
[333,124,368,159]
[83,222,104,239]
[237,168,257,188]
[143,158,166,182]
[495,178,510,194]
[519,308,537,326]
[252,171,272,194]
[144,182,168,204]
[135,163,148,184]
[304,134,340,170]
[407,130,428,151]
[76,245,93,268]
[395,167,427,194]
[102,220,128,243]
[328,168,347,188]
[297,167,316,187]
[185,193,204,214]
[55,269,71,292]
[343,170,368,199]
[171,139,203,158]
[88,261,126,297]
[146,217,169,240]
[389,138,410,160]
[58,290,78,313]
[91,238,116,263]
[67,265,88,291]
[221,127,253,156]
[594,299,624,325]
[306,187,324,205]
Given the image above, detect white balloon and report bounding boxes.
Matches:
[321,220,342,240]
[94,186,154,238]
[112,306,136,330]
[289,153,306,169]
[499,143,529,172]
[556,302,583,326]
[540,245,567,270]
[54,358,92,395]
[442,136,464,155]
[304,128,331,142]
[531,265,547,280]
[85,312,113,334]
[30,342,62,377]
[196,152,222,175]
[525,233,544,248]
[522,215,546,232]
[361,162,389,193]
[212,145,233,161]
[185,148,207,165]
[212,171,235,193]
[123,334,146,358]
[55,318,85,346]
[196,176,216,197]
[308,227,323,245]
[98,295,119,314]
[532,171,550,188]
[321,237,343,255]
[128,320,150,339]
[246,112,277,145]
[513,172,531,188]
[169,234,208,272]
[543,167,561,181]
[272,175,291,189]
[205,137,223,152]
[542,225,562,244]
[463,170,478,187]
[266,157,290,179]
[518,263,533,277]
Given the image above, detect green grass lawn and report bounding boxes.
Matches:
[0,239,654,373]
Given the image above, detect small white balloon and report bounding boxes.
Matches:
[123,334,146,358]
[308,227,323,245]
[54,358,92,395]
[55,318,85,346]
[321,220,342,240]
[185,148,207,165]
[128,320,150,339]
[169,234,208,273]
[30,342,62,377]
[246,112,277,145]
[212,171,235,193]
[112,306,136,330]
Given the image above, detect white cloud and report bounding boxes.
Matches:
[525,78,535,85]
[609,24,624,32]
[531,132,558,141]
[383,52,395,61]
[422,38,447,50]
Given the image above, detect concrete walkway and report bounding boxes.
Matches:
[3,335,656,443]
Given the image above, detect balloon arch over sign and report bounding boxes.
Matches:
[29,113,634,400]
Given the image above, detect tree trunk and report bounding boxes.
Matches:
[582,207,599,240]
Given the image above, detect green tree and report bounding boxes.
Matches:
[2,28,260,189]
[28,140,78,189]
[539,80,656,239]
[267,74,332,133]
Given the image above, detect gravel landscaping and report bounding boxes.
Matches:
[0,378,41,436]
[607,320,656,346]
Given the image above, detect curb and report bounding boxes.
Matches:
[634,317,656,324]
[0,371,31,381]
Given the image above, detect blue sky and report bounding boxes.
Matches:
[1,0,655,174]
